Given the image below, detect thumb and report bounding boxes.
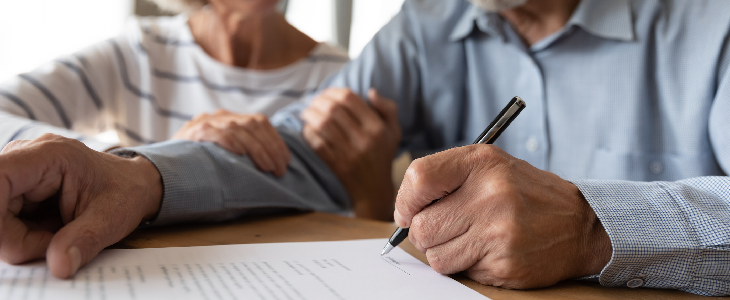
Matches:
[368,88,399,130]
[394,145,488,228]
[45,211,127,278]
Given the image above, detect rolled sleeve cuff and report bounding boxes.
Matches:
[571,180,697,291]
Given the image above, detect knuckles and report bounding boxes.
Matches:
[334,90,361,106]
[409,213,438,248]
[402,158,430,192]
[222,120,239,131]
[468,144,508,165]
[240,113,268,129]
[213,108,229,116]
[363,122,386,140]
[33,134,87,156]
[321,100,345,118]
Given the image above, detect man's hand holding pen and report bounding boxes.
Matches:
[393,145,613,289]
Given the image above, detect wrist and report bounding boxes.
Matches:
[577,188,613,277]
[110,149,164,223]
[131,155,163,223]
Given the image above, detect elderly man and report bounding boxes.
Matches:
[294,0,730,295]
[0,0,728,297]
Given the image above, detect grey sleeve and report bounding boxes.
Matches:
[113,128,350,227]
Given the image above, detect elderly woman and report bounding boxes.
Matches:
[0,0,348,175]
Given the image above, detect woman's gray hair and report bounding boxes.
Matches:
[147,0,208,13]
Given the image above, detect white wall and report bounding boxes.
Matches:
[0,0,133,82]
[0,0,404,83]
[285,0,337,46]
[285,0,404,58]
[348,0,405,58]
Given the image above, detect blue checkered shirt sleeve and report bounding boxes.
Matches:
[573,178,730,296]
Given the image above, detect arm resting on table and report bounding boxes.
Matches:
[112,128,351,227]
[575,177,730,296]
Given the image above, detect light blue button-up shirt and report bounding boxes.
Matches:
[128,0,730,296]
[312,0,729,182]
[274,0,730,295]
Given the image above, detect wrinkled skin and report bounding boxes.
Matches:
[173,109,291,177]
[301,88,401,221]
[394,145,612,289]
[0,134,162,279]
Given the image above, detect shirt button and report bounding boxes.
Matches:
[626,278,644,288]
[649,161,663,174]
[525,136,539,153]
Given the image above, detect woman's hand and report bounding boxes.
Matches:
[173,109,291,177]
[301,88,401,221]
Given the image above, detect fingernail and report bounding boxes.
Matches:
[394,209,406,228]
[68,246,82,275]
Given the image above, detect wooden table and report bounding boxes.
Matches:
[113,212,726,300]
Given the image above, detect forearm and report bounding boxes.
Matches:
[114,129,350,227]
[574,177,730,296]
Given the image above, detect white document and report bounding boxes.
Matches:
[0,239,488,300]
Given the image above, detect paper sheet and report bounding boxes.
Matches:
[0,239,488,300]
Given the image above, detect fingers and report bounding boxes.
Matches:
[426,231,486,275]
[394,145,503,228]
[0,135,70,266]
[408,186,473,250]
[174,112,291,177]
[301,107,351,153]
[368,89,400,132]
[46,210,129,279]
[305,88,391,155]
[394,153,467,228]
[0,136,67,213]
[201,124,279,175]
[319,88,381,127]
[193,123,245,154]
[302,123,340,167]
[0,215,54,265]
[235,115,290,177]
[407,178,480,254]
[231,127,280,175]
[416,182,504,275]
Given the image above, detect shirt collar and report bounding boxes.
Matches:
[448,0,635,42]
[568,0,635,41]
[449,5,502,42]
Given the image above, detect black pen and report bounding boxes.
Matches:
[381,96,526,256]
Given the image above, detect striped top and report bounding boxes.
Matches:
[0,14,349,150]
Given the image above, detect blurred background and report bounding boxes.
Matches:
[0,0,411,186]
[0,0,405,83]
